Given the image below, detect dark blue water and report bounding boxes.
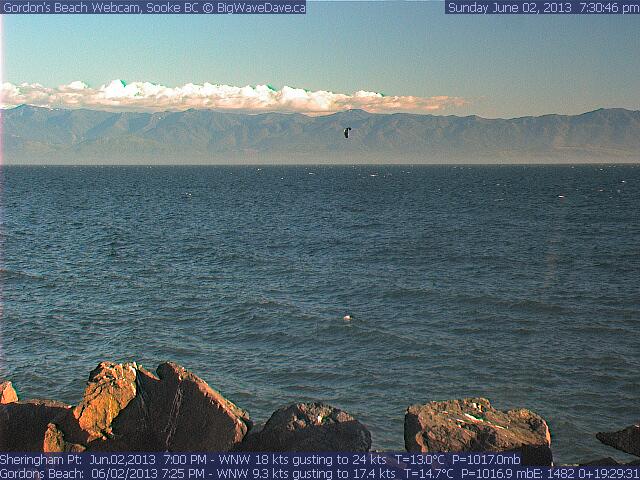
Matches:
[0,165,638,463]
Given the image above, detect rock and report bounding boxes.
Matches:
[144,362,251,451]
[596,424,640,457]
[0,400,72,451]
[405,398,552,465]
[234,421,265,448]
[49,361,250,451]
[43,423,86,452]
[0,381,18,404]
[45,361,143,450]
[237,402,371,452]
[75,362,139,441]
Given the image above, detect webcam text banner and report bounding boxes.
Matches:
[0,0,306,14]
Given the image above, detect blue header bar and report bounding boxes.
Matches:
[0,0,306,14]
[445,1,640,14]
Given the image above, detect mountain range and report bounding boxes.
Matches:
[3,105,639,164]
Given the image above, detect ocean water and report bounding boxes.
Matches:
[0,165,638,463]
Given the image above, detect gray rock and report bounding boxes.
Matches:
[237,402,371,452]
[597,424,640,457]
[405,398,552,465]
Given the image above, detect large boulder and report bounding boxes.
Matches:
[237,402,371,452]
[0,381,18,404]
[596,424,640,457]
[46,361,143,450]
[47,361,250,451]
[143,362,251,451]
[0,400,72,451]
[405,398,552,465]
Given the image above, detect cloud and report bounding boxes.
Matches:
[0,80,469,115]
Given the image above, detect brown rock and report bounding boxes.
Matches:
[0,400,72,451]
[0,381,18,404]
[236,402,371,452]
[45,361,143,450]
[43,423,86,452]
[52,361,250,451]
[74,362,139,441]
[147,362,250,451]
[596,424,640,457]
[405,398,552,465]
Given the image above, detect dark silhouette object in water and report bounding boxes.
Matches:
[343,127,352,139]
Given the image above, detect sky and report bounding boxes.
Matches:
[2,1,640,118]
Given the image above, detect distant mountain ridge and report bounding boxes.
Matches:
[3,105,639,164]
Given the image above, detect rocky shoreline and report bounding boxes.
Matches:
[1,361,638,466]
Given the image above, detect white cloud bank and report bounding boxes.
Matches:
[1,80,468,115]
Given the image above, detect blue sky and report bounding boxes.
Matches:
[3,2,640,117]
